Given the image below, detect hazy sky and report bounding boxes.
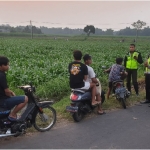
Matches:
[0,1,150,31]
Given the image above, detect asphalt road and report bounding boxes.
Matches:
[0,103,150,149]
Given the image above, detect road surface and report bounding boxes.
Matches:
[0,103,150,149]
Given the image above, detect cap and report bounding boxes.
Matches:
[83,54,92,61]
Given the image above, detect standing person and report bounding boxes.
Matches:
[124,44,143,96]
[68,50,98,106]
[83,54,105,115]
[0,56,28,121]
[104,57,127,99]
[141,54,150,104]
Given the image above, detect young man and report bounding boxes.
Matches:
[68,50,98,106]
[105,57,127,99]
[124,44,143,96]
[141,54,150,104]
[83,54,105,114]
[0,56,28,121]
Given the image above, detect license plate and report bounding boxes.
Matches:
[66,106,78,112]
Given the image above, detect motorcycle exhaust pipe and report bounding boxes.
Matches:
[0,133,16,138]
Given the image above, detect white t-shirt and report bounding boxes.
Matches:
[86,65,96,82]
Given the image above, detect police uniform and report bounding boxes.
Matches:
[145,58,150,102]
[124,51,143,95]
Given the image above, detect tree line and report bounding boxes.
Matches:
[1,24,150,36]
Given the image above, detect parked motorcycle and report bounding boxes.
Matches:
[66,79,105,122]
[0,84,56,138]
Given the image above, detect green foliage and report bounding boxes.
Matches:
[0,36,149,101]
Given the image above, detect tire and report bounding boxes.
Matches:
[121,98,126,109]
[72,103,84,122]
[34,106,56,132]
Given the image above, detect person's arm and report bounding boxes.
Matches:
[83,65,88,81]
[91,78,98,84]
[4,88,15,96]
[134,52,143,64]
[104,67,111,73]
[0,74,15,97]
[124,56,127,68]
[84,75,87,81]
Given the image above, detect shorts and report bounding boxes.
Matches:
[80,82,90,90]
[2,96,25,110]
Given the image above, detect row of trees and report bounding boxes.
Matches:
[0,24,42,34]
[0,20,149,36]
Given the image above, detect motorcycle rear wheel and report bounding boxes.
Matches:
[34,106,56,132]
[120,98,126,109]
[72,103,84,122]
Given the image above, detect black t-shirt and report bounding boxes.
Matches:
[68,61,88,88]
[0,71,9,105]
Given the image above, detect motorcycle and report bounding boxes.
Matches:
[102,66,130,109]
[0,84,56,138]
[112,80,130,109]
[66,78,105,122]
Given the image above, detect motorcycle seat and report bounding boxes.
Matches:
[112,80,123,84]
[71,89,86,93]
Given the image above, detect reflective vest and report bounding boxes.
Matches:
[126,52,139,69]
[146,58,150,73]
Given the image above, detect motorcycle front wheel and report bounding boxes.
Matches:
[34,106,56,132]
[120,98,126,109]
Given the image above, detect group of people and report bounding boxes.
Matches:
[0,43,150,121]
[68,43,150,112]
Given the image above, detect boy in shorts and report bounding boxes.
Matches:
[105,57,127,99]
[0,56,28,121]
[83,54,105,114]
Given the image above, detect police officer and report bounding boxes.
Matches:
[141,54,150,104]
[124,44,143,96]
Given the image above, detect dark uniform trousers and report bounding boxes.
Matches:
[145,74,150,100]
[126,69,138,94]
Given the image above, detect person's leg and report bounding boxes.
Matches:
[90,83,97,105]
[5,96,28,119]
[126,69,132,92]
[146,74,150,101]
[9,96,28,119]
[96,93,104,113]
[106,82,112,99]
[132,69,138,95]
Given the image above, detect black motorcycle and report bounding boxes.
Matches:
[0,84,56,138]
[66,80,105,122]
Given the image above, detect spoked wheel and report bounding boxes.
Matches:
[34,106,56,132]
[72,103,84,122]
[120,98,126,109]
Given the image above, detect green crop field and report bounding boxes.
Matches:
[0,36,149,101]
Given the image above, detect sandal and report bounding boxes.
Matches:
[97,101,101,104]
[91,101,98,106]
[97,111,106,115]
[8,116,17,122]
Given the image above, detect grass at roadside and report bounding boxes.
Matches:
[26,79,146,133]
[53,86,145,121]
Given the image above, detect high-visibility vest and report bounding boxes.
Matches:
[126,52,139,69]
[146,58,150,73]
